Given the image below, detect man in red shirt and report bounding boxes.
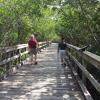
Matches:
[28,34,38,64]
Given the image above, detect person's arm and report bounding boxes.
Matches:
[36,42,39,48]
[35,39,38,48]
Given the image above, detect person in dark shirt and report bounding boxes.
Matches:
[58,38,67,66]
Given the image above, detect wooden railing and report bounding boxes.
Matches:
[0,41,48,81]
[66,43,100,100]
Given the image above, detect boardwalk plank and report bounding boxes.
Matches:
[0,43,84,100]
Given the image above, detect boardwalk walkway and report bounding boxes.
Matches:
[0,43,84,100]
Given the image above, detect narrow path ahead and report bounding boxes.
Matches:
[0,43,84,100]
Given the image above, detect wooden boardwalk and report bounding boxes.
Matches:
[0,43,84,100]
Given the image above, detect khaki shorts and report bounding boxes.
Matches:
[29,48,37,55]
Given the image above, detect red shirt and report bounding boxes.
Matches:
[28,39,37,48]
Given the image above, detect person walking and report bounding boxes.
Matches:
[58,38,67,66]
[28,34,38,65]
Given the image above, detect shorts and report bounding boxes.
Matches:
[29,48,37,55]
[59,50,66,60]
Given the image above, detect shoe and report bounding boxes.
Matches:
[34,62,37,65]
[61,63,63,66]
[63,63,66,66]
[61,63,66,67]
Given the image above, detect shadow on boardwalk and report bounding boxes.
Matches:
[0,43,84,100]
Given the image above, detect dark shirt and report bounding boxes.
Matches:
[58,42,66,50]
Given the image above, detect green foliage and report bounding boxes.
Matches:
[49,33,60,42]
[0,0,59,45]
[0,0,100,54]
[55,0,100,54]
[0,67,6,75]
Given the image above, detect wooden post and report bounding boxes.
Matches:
[25,48,27,59]
[18,49,21,64]
[5,52,8,77]
[81,54,86,86]
[75,52,78,73]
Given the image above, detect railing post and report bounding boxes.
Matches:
[5,52,8,77]
[18,49,21,64]
[81,53,86,86]
[25,47,27,59]
[75,52,78,73]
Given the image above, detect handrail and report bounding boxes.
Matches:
[66,43,100,99]
[0,41,48,80]
[67,43,100,70]
[0,42,47,53]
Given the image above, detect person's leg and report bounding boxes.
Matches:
[60,50,64,64]
[62,50,66,66]
[34,48,37,64]
[29,49,33,64]
[34,54,37,62]
[30,54,33,63]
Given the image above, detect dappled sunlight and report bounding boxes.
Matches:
[68,75,72,79]
[0,80,23,87]
[0,44,84,100]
